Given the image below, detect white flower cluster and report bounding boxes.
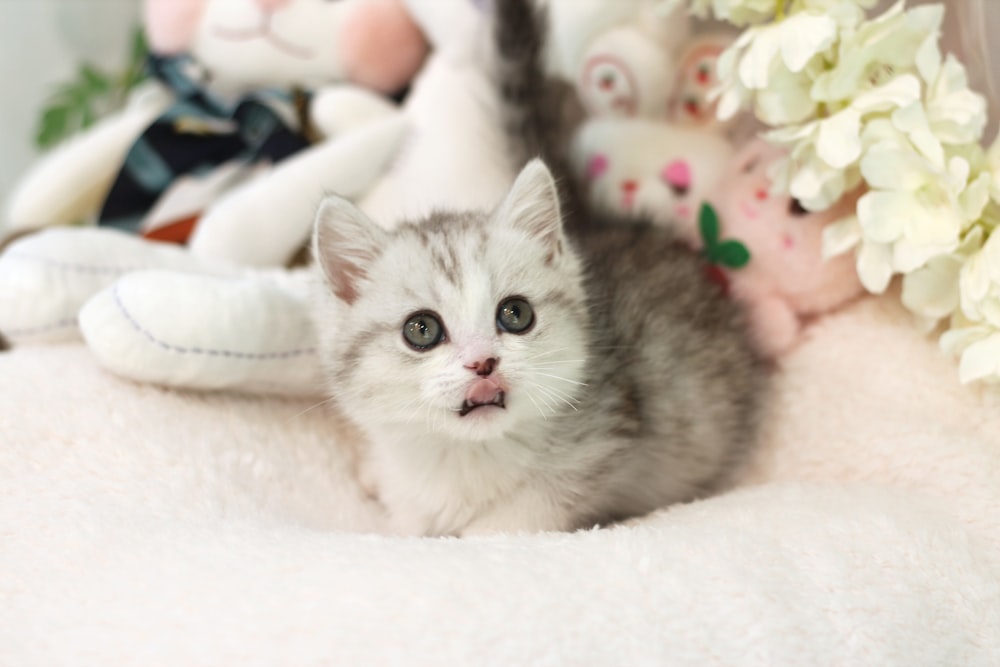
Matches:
[667,0,1000,383]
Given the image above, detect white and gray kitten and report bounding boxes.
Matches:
[312,160,767,536]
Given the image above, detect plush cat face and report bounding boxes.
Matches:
[144,0,428,93]
[711,140,863,312]
[313,161,589,443]
[572,118,734,243]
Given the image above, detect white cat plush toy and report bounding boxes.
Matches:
[3,0,429,267]
[0,0,506,397]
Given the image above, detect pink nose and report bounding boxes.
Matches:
[255,0,291,11]
[465,357,498,377]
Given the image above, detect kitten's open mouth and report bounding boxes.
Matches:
[459,391,506,417]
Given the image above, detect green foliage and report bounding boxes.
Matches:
[35,27,149,150]
[698,202,751,270]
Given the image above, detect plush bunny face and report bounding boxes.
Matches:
[711,140,863,314]
[144,0,428,94]
[577,26,677,118]
[572,118,733,241]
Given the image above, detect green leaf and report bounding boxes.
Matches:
[713,240,752,269]
[81,64,110,95]
[698,202,720,247]
[80,104,96,129]
[36,105,70,148]
[130,26,149,66]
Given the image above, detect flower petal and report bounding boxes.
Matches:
[856,241,894,293]
[816,108,862,168]
[956,333,1000,384]
[822,215,862,259]
[779,14,837,72]
[857,191,906,243]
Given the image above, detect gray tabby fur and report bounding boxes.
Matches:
[310,0,768,536]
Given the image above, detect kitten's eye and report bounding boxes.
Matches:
[403,312,445,350]
[497,298,535,334]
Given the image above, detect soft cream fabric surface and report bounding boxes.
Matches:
[3,289,1000,666]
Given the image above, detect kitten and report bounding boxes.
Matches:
[309,0,768,537]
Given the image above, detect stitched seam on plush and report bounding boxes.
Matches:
[4,250,147,275]
[112,283,316,360]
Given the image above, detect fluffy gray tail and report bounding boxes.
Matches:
[493,0,589,222]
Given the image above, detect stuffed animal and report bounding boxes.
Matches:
[703,139,865,357]
[0,0,505,397]
[571,117,733,241]
[3,0,429,268]
[568,32,738,241]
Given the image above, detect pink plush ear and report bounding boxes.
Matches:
[144,0,208,55]
[336,0,429,94]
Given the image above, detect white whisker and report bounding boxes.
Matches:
[533,371,588,386]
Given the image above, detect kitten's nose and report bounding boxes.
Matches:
[466,357,498,377]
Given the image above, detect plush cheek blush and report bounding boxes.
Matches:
[586,154,609,180]
[144,0,208,55]
[336,0,429,93]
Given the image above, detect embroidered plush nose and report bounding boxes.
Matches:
[466,357,498,377]
[255,0,291,12]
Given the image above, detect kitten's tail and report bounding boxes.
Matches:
[493,0,588,221]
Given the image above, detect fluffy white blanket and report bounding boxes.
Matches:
[3,289,1000,666]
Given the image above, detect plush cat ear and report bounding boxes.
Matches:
[313,196,387,305]
[494,159,565,261]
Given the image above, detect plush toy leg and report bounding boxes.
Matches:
[79,269,324,397]
[3,83,172,237]
[188,114,409,267]
[747,296,802,358]
[310,85,401,138]
[0,228,240,344]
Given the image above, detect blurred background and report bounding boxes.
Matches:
[0,0,140,208]
[1,0,999,212]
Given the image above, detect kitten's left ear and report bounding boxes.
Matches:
[494,159,565,262]
[313,196,387,305]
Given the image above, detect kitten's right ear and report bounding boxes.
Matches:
[494,159,565,262]
[313,195,387,305]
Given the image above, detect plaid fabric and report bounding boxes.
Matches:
[98,55,312,232]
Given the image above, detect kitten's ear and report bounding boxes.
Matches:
[494,159,565,261]
[313,195,387,305]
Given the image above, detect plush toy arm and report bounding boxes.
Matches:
[3,82,173,236]
[189,113,409,267]
[0,227,240,344]
[309,85,402,138]
[79,268,324,397]
[402,0,490,63]
[746,295,802,357]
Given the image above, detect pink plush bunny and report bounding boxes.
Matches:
[703,140,865,357]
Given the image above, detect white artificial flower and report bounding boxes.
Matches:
[986,129,1000,203]
[901,226,984,323]
[810,1,943,104]
[716,10,840,123]
[940,231,1000,383]
[852,136,990,291]
[765,75,922,208]
[918,48,988,146]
